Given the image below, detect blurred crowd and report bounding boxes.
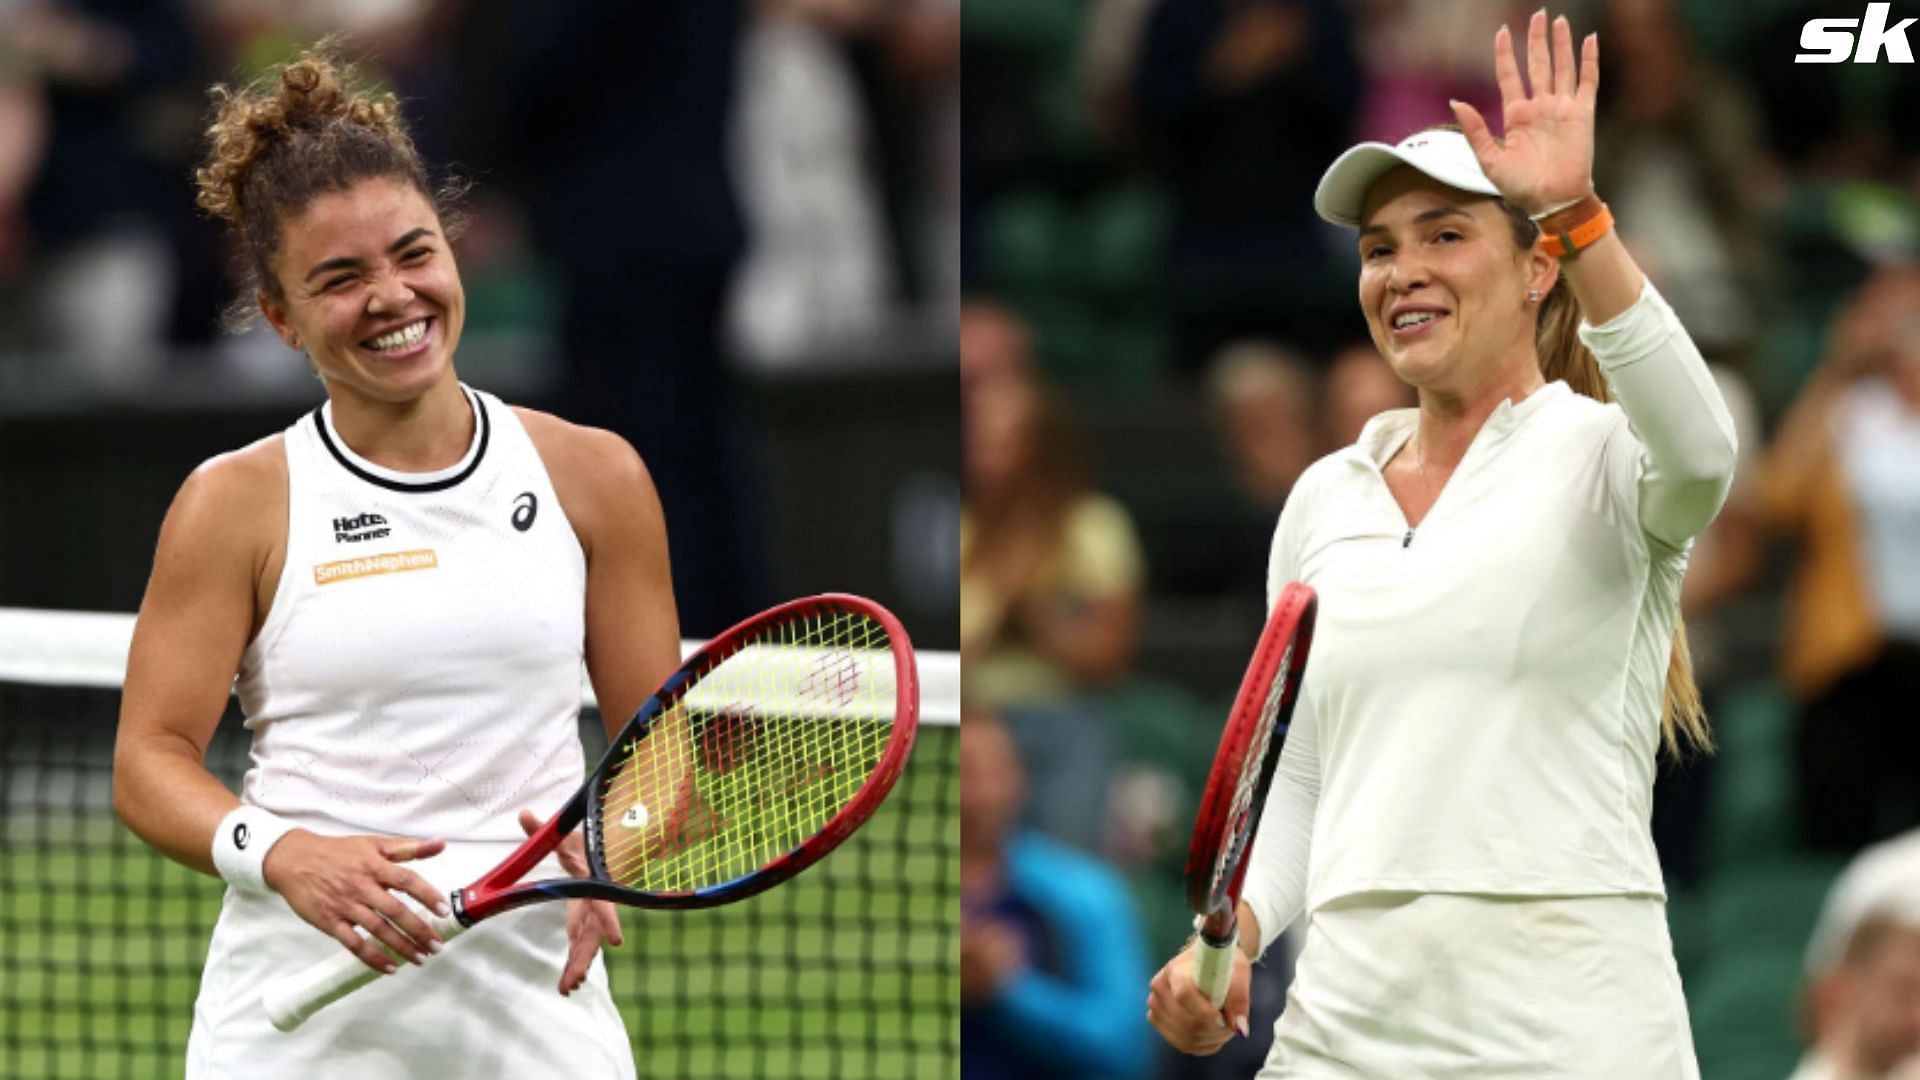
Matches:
[0,0,959,379]
[0,0,958,636]
[960,0,1920,1076]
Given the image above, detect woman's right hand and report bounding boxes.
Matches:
[263,830,451,973]
[1147,939,1252,1056]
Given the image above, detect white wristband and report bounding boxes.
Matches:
[1528,195,1589,221]
[212,805,297,895]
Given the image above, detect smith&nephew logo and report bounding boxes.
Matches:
[1796,3,1917,63]
[313,549,439,586]
[333,512,391,543]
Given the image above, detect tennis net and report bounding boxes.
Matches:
[0,608,959,1079]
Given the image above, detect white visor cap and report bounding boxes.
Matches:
[1313,129,1501,228]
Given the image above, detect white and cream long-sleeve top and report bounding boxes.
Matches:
[1242,281,1738,953]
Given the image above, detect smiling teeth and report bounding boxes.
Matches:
[368,320,427,351]
[1394,312,1438,329]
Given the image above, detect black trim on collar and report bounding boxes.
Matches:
[312,390,491,493]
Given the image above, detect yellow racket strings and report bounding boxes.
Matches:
[595,610,898,894]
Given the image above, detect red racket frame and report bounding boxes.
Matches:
[456,593,919,924]
[1184,581,1317,943]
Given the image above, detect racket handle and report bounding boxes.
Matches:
[1191,925,1238,1008]
[262,908,467,1032]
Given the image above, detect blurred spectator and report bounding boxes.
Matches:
[1322,341,1414,451]
[1795,829,1920,1080]
[1758,265,1920,852]
[960,708,1151,1080]
[961,297,1033,393]
[1081,0,1158,149]
[497,0,768,637]
[962,302,1144,708]
[999,698,1120,858]
[1205,340,1316,513]
[1,0,200,380]
[1346,0,1504,143]
[727,1,895,367]
[838,0,960,314]
[0,68,46,351]
[1592,0,1776,354]
[1744,2,1883,184]
[1136,338,1318,601]
[1128,0,1361,366]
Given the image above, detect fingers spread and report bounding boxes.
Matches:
[344,908,406,973]
[381,836,446,863]
[1525,10,1550,99]
[1578,33,1599,104]
[554,834,592,879]
[1450,100,1499,157]
[369,889,443,955]
[378,863,452,918]
[1552,15,1576,96]
[562,948,592,994]
[334,923,395,975]
[355,896,428,965]
[595,902,624,947]
[1493,24,1525,108]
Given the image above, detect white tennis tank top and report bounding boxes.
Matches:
[234,385,588,842]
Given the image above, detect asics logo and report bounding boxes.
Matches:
[512,492,537,532]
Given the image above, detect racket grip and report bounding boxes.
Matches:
[1191,926,1238,1008]
[262,908,467,1032]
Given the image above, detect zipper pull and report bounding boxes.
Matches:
[1403,529,1413,548]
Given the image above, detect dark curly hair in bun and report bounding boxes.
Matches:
[195,43,463,323]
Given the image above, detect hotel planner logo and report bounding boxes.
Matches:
[333,512,391,543]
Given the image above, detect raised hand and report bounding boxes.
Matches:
[1449,11,1598,216]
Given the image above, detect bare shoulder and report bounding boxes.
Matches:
[166,433,288,547]
[513,407,655,490]
[144,432,288,616]
[511,408,663,550]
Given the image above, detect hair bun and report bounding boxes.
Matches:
[277,53,346,126]
[191,41,448,325]
[194,44,408,227]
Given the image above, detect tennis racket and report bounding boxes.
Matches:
[1183,581,1316,1007]
[262,593,918,1031]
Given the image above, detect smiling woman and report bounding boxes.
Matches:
[195,54,469,417]
[112,44,686,1080]
[1144,12,1739,1079]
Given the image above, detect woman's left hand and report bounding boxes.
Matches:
[1450,11,1598,216]
[518,808,625,995]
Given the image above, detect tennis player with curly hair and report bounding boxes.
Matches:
[1146,12,1736,1076]
[112,46,676,1077]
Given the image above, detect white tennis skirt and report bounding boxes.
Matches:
[185,840,635,1080]
[1259,892,1698,1079]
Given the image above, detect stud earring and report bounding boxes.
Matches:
[1527,290,1542,303]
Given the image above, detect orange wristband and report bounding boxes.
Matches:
[1536,197,1613,259]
